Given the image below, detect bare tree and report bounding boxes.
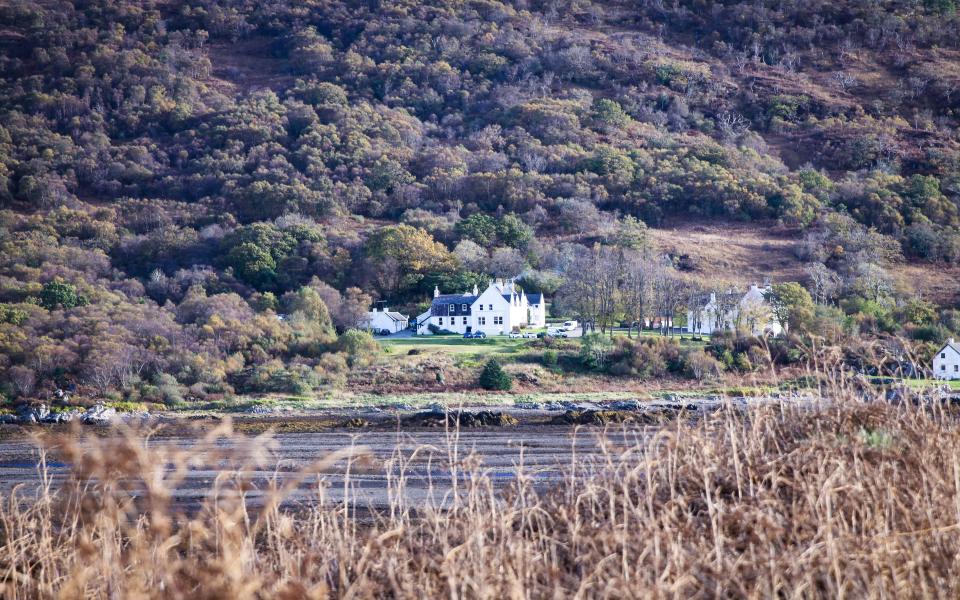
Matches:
[7,366,36,397]
[833,71,858,91]
[621,249,658,337]
[717,111,747,141]
[557,244,623,335]
[652,265,687,337]
[806,262,842,305]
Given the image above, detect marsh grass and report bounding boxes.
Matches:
[3,385,960,597]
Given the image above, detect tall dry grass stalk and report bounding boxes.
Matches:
[3,394,960,598]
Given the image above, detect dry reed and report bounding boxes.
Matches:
[3,393,960,599]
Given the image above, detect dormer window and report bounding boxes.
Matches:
[448,304,455,315]
[461,304,468,312]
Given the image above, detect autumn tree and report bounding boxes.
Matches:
[766,282,815,334]
[363,225,456,298]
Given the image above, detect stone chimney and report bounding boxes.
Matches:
[472,283,479,296]
[434,285,440,298]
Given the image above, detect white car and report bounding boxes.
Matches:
[546,328,568,338]
[508,332,522,339]
[522,332,537,339]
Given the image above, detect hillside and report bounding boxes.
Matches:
[0,0,959,404]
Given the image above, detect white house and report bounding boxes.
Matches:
[415,279,547,336]
[362,302,409,334]
[687,284,783,338]
[933,339,960,380]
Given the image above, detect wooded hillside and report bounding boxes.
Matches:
[1,0,958,402]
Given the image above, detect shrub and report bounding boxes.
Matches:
[38,280,88,310]
[608,337,681,378]
[684,350,724,381]
[579,334,615,370]
[542,349,559,367]
[336,329,380,367]
[479,359,512,391]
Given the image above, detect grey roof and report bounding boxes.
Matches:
[384,311,408,322]
[688,293,713,309]
[527,293,544,304]
[432,294,476,305]
[940,340,960,355]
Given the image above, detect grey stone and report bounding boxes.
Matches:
[81,404,117,425]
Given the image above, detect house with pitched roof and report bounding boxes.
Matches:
[687,284,783,337]
[415,279,546,336]
[362,301,409,334]
[933,339,960,380]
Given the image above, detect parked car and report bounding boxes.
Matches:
[379,329,391,336]
[562,320,579,331]
[463,331,487,339]
[546,328,568,338]
[508,332,522,339]
[522,332,537,338]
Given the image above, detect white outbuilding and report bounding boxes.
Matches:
[933,338,960,380]
[362,303,409,335]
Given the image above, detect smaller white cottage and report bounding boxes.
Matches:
[933,338,960,380]
[362,302,409,335]
[687,284,782,338]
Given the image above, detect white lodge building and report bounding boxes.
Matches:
[415,280,546,336]
[933,339,960,380]
[687,284,783,338]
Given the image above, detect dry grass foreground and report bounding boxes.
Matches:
[3,397,960,598]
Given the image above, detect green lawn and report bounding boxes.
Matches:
[380,330,705,356]
[903,378,960,391]
[380,335,532,356]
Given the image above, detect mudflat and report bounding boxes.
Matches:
[0,421,653,510]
